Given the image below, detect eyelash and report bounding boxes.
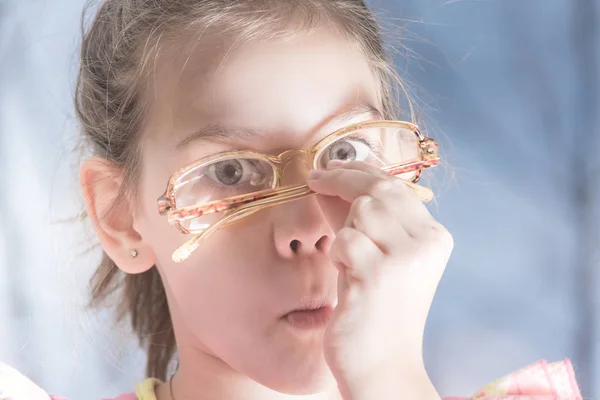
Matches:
[345,135,379,149]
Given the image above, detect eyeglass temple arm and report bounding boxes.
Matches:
[172,185,314,262]
[171,179,434,263]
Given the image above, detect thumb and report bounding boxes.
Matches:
[330,267,363,334]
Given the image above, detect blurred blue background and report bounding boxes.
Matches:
[1,0,598,398]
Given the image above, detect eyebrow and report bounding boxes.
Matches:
[175,125,262,149]
[174,103,382,150]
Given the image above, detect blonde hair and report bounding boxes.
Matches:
[75,0,409,380]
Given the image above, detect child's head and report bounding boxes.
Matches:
[77,0,405,394]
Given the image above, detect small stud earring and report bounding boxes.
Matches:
[130,249,138,258]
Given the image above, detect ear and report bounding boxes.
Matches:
[80,157,156,274]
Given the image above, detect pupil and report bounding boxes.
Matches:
[331,142,356,161]
[215,160,242,185]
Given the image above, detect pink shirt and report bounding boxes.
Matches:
[3,359,583,400]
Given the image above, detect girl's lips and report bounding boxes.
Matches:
[285,306,334,329]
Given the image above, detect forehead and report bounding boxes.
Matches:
[145,27,381,151]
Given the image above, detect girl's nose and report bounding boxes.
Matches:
[272,194,334,259]
[280,153,313,186]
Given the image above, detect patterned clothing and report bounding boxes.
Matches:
[0,359,582,400]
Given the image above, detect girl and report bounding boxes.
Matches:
[0,0,582,399]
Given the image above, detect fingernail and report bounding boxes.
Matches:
[308,169,323,180]
[327,160,345,169]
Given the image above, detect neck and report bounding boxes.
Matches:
[155,346,342,400]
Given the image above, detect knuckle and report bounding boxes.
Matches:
[332,228,361,261]
[336,226,356,244]
[350,196,379,233]
[343,160,363,169]
[368,178,393,197]
[396,181,420,200]
[331,168,345,179]
[351,195,372,216]
[426,221,454,250]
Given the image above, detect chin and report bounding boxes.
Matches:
[259,358,337,395]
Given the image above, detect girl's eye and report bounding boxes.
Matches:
[322,138,373,167]
[205,159,263,186]
[173,157,274,209]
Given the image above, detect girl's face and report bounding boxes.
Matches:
[135,28,380,393]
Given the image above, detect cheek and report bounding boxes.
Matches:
[159,221,282,360]
[134,151,273,332]
[140,197,277,326]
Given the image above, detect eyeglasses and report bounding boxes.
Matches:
[158,120,440,263]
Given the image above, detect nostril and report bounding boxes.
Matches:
[315,236,329,252]
[288,236,329,255]
[290,240,300,253]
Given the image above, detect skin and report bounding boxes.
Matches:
[80,26,452,400]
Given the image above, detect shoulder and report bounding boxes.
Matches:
[0,362,160,400]
[0,362,52,400]
[443,359,582,400]
[93,378,161,400]
[48,397,138,400]
[62,378,160,400]
[48,393,139,400]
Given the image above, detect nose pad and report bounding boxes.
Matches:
[280,152,312,186]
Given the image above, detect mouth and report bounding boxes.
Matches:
[283,296,335,330]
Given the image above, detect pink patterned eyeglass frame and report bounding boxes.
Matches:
[157,120,440,263]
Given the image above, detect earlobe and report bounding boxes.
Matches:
[80,157,156,274]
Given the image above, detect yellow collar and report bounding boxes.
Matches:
[134,378,162,400]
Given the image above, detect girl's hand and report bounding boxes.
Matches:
[307,161,453,400]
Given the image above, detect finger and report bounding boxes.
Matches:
[343,195,409,253]
[328,160,434,203]
[327,160,391,179]
[340,182,450,257]
[329,226,384,286]
[307,167,394,203]
[310,165,430,220]
[310,161,426,204]
[311,161,444,245]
